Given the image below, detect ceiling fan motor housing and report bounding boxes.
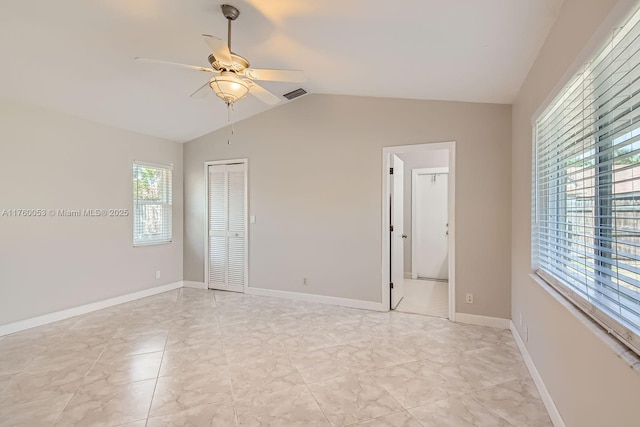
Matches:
[208,53,249,73]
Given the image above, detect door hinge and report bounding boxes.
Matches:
[390,225,394,232]
[390,282,394,289]
[389,167,394,174]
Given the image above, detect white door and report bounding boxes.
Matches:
[390,155,404,309]
[208,163,247,292]
[414,171,448,280]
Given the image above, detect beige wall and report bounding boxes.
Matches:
[511,0,640,425]
[184,94,511,317]
[397,150,449,275]
[0,97,183,326]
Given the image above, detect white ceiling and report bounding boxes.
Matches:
[0,0,563,142]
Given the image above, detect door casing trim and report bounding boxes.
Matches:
[381,142,456,320]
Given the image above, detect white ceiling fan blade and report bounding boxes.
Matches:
[249,82,281,105]
[202,34,232,65]
[243,68,306,83]
[134,57,216,73]
[190,81,211,99]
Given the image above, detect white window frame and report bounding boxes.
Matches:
[532,4,640,357]
[133,161,173,247]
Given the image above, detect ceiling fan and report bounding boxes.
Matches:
[136,4,305,107]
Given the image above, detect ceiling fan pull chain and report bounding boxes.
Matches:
[227,102,235,144]
[231,106,235,136]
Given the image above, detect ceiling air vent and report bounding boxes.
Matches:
[283,88,307,100]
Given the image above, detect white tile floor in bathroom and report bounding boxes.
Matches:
[0,288,552,426]
[395,279,449,318]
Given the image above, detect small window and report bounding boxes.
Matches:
[133,161,172,246]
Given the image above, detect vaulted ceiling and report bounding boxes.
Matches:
[0,0,563,142]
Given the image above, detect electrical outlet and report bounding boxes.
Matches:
[465,293,473,304]
[519,312,523,327]
[156,270,161,279]
[303,277,309,286]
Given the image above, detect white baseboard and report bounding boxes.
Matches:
[183,281,207,289]
[0,281,183,337]
[404,272,412,279]
[246,286,386,312]
[510,321,565,427]
[455,312,511,329]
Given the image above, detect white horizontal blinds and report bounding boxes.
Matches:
[534,6,640,355]
[208,167,226,286]
[227,165,245,288]
[133,161,172,246]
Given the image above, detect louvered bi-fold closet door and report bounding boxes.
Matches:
[208,163,246,292]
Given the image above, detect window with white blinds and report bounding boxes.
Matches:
[133,161,172,246]
[533,6,640,356]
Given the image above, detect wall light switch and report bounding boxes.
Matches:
[250,215,256,224]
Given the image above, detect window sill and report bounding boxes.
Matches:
[529,273,640,374]
[133,240,172,247]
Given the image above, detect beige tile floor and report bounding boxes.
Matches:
[0,288,553,426]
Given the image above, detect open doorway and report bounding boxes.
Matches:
[382,143,455,320]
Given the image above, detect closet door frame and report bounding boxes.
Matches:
[204,158,249,293]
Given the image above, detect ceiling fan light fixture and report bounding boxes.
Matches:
[136,3,304,109]
[209,72,250,105]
